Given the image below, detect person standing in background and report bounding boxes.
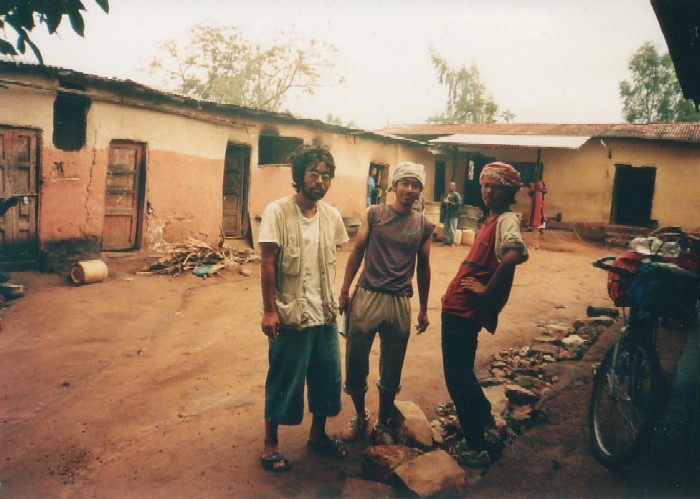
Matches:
[442,182,462,246]
[527,180,547,232]
[367,166,377,207]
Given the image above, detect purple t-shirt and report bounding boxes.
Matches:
[357,205,435,297]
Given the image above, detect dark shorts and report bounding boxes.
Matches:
[264,323,341,425]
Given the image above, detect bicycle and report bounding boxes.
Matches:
[588,230,699,469]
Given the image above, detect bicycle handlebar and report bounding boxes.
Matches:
[592,256,634,278]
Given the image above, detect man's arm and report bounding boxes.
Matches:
[415,235,432,334]
[260,242,281,340]
[338,210,370,313]
[460,249,523,296]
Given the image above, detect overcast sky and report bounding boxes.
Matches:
[13,0,670,130]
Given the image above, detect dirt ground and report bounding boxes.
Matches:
[0,231,624,498]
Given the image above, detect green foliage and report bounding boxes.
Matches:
[620,42,700,123]
[428,48,514,124]
[149,24,338,112]
[0,0,109,64]
[325,113,355,128]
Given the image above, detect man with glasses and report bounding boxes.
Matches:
[258,145,349,472]
[338,162,434,445]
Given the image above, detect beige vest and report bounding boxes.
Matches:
[274,195,339,328]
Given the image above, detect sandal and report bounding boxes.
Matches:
[306,435,349,459]
[260,452,292,473]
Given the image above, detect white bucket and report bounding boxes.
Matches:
[71,259,109,285]
[462,229,476,246]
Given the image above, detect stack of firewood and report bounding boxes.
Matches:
[140,237,260,276]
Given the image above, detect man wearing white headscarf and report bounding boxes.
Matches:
[338,161,435,446]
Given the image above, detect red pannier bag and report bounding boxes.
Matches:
[607,250,645,307]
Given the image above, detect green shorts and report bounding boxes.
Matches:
[344,287,411,396]
[264,324,341,425]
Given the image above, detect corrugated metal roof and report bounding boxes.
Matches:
[377,123,700,144]
[430,134,591,149]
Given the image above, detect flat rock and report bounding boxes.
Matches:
[393,400,434,449]
[395,450,466,498]
[528,343,560,356]
[561,334,586,348]
[483,385,509,417]
[363,445,423,482]
[505,384,540,405]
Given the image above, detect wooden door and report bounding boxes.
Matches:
[222,143,250,238]
[0,128,39,265]
[103,142,145,250]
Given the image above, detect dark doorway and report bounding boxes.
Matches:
[222,143,251,238]
[434,160,446,203]
[0,127,40,267]
[368,162,388,206]
[103,141,146,250]
[462,154,495,208]
[611,164,656,226]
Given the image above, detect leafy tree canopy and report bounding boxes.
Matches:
[150,24,339,112]
[0,0,109,64]
[325,113,355,128]
[428,47,514,124]
[620,42,699,123]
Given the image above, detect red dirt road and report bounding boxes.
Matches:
[0,232,613,497]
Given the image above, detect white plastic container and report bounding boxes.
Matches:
[70,260,109,285]
[462,229,476,246]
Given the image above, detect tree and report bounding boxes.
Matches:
[428,48,514,124]
[0,0,109,64]
[325,113,355,128]
[619,42,700,123]
[149,24,338,112]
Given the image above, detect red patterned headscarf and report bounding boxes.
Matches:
[480,162,522,189]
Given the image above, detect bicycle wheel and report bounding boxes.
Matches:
[588,340,664,469]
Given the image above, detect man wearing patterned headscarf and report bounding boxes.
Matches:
[440,161,528,468]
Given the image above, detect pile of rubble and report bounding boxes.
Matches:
[346,310,618,497]
[139,237,260,277]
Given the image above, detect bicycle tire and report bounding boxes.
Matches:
[588,340,664,469]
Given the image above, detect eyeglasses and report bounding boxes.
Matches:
[307,171,333,182]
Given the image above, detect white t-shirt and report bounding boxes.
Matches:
[259,200,349,326]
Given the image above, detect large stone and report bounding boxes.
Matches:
[505,384,540,405]
[561,334,586,349]
[394,450,466,498]
[393,400,434,450]
[363,445,423,482]
[510,404,533,423]
[483,385,509,417]
[343,477,395,498]
[528,343,560,356]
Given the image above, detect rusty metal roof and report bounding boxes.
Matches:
[0,61,424,147]
[430,134,591,149]
[377,123,700,144]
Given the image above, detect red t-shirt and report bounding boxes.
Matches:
[441,217,514,333]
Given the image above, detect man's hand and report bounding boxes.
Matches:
[415,310,429,335]
[460,276,487,296]
[338,288,350,314]
[261,311,280,341]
